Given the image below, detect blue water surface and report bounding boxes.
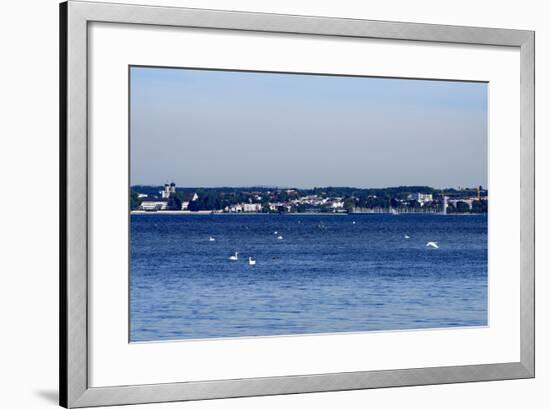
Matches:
[130,214,487,341]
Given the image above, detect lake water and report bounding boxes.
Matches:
[130,213,487,342]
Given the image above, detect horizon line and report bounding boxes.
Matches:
[130,184,486,190]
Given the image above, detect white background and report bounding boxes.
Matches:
[0,0,547,408]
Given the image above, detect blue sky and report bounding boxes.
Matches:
[130,66,487,189]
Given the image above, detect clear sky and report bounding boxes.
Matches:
[130,66,487,189]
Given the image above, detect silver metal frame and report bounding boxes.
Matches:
[60,1,535,407]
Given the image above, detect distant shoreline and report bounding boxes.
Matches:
[130,210,485,216]
[129,210,348,216]
[131,210,213,215]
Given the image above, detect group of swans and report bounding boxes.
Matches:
[212,230,287,267]
[228,252,256,265]
[216,225,439,269]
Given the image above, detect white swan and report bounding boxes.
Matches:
[208,236,216,242]
[277,235,283,240]
[228,252,239,261]
[274,231,278,235]
[248,257,256,266]
[404,234,411,239]
[352,221,356,224]
[426,241,439,249]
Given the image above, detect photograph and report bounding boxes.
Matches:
[129,66,489,342]
[1,0,542,407]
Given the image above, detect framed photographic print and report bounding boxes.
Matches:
[60,1,535,407]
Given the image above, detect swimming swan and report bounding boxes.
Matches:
[228,252,239,261]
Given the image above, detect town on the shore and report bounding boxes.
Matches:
[130,183,488,214]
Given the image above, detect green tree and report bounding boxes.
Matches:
[445,202,455,213]
[167,194,182,211]
[455,201,470,213]
[471,200,488,213]
[343,197,356,211]
[188,200,201,211]
[130,190,141,210]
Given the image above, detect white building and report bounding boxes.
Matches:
[229,204,243,213]
[228,202,262,212]
[408,193,433,205]
[448,198,475,210]
[268,202,283,211]
[242,203,262,212]
[139,198,169,211]
[329,199,344,209]
[161,182,176,199]
[267,202,293,212]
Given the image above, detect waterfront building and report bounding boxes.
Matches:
[268,202,283,211]
[448,198,476,210]
[229,204,243,213]
[329,199,344,209]
[161,182,176,198]
[139,198,169,211]
[268,202,292,212]
[408,193,433,205]
[242,203,262,212]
